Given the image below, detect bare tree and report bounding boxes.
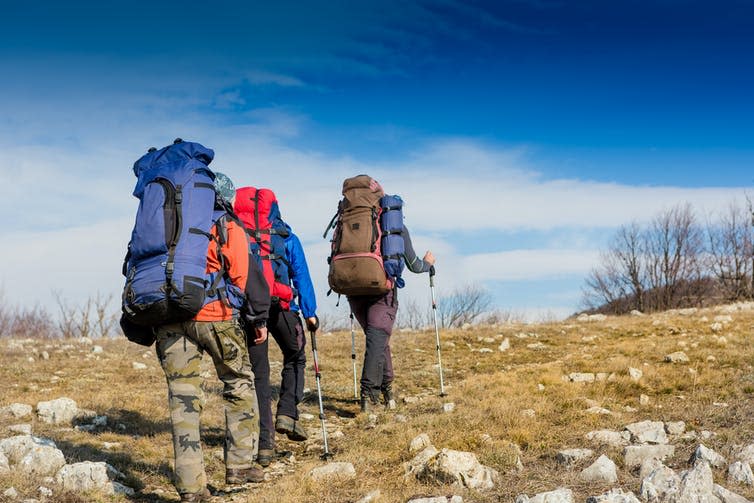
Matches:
[583,222,646,312]
[644,203,704,310]
[437,284,492,328]
[706,201,752,301]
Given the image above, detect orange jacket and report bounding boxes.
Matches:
[194,218,249,322]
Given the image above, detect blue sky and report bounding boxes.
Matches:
[1,1,753,321]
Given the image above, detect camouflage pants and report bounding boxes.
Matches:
[155,319,258,494]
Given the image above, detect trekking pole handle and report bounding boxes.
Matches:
[430,265,436,277]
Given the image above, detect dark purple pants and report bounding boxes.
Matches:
[247,306,306,450]
[348,290,398,400]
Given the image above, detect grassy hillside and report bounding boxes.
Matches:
[2,304,754,502]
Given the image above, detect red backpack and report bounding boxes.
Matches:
[234,187,294,309]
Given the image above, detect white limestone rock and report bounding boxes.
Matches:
[677,461,718,503]
[0,451,9,474]
[629,367,643,382]
[728,461,754,486]
[665,352,690,363]
[556,448,594,467]
[623,444,675,469]
[309,462,356,481]
[712,484,753,503]
[420,449,499,491]
[407,497,463,503]
[410,433,432,453]
[515,488,574,503]
[587,488,641,503]
[690,444,727,469]
[640,464,682,502]
[36,397,78,425]
[0,403,33,419]
[579,455,618,484]
[405,446,439,476]
[665,421,686,435]
[56,461,134,495]
[625,420,668,444]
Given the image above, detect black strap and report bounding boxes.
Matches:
[323,208,339,238]
[189,227,212,240]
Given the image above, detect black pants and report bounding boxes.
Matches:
[247,306,306,450]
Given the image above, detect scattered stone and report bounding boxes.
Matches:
[587,488,641,503]
[537,384,545,392]
[356,490,382,503]
[623,444,675,469]
[132,362,147,370]
[678,461,716,501]
[568,372,595,383]
[420,449,499,490]
[9,424,32,435]
[3,487,18,499]
[527,342,547,350]
[665,421,686,435]
[36,397,78,425]
[0,403,33,419]
[299,413,315,421]
[520,409,535,418]
[410,434,432,453]
[92,346,103,354]
[102,442,122,450]
[56,461,134,496]
[690,444,727,469]
[37,487,52,498]
[309,462,356,481]
[515,488,574,503]
[728,461,754,486]
[714,315,733,323]
[712,484,753,503]
[640,463,681,502]
[701,430,716,441]
[639,458,665,480]
[586,406,612,415]
[499,338,510,352]
[665,352,690,363]
[579,454,618,484]
[596,372,610,381]
[442,403,455,413]
[738,444,754,465]
[0,436,66,477]
[585,430,630,448]
[407,497,463,503]
[629,367,643,382]
[711,322,724,332]
[41,351,49,361]
[405,446,439,476]
[0,451,9,474]
[631,310,645,316]
[556,448,594,467]
[625,420,668,444]
[640,394,650,406]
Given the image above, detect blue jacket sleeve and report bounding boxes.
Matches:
[286,232,317,318]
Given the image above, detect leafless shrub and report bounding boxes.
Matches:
[483,308,525,325]
[55,291,118,338]
[0,289,56,338]
[318,310,350,333]
[396,297,431,330]
[437,284,493,328]
[706,201,752,300]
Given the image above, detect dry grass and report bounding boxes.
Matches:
[2,305,754,502]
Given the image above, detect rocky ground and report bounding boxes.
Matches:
[2,303,754,501]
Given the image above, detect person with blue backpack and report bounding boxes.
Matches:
[324,175,435,413]
[234,187,319,467]
[120,141,270,502]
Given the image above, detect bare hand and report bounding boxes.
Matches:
[423,251,436,266]
[254,326,268,344]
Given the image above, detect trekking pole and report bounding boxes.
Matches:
[350,311,358,400]
[308,322,333,459]
[429,266,446,396]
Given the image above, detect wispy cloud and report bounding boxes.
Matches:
[245,70,305,87]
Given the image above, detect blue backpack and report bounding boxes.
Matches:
[380,195,406,288]
[121,139,244,335]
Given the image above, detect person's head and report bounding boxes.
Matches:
[213,171,236,205]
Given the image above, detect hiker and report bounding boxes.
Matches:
[234,187,319,467]
[324,175,435,412]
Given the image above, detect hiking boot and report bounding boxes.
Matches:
[257,448,274,467]
[180,488,212,502]
[226,466,264,485]
[360,390,380,413]
[275,415,308,442]
[381,383,396,410]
